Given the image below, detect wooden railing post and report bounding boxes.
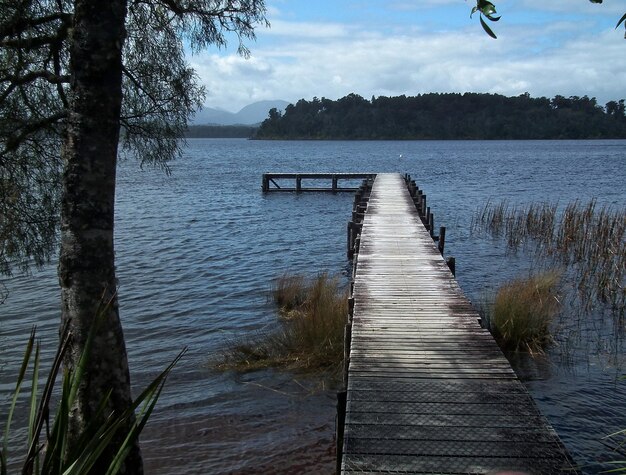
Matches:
[447,256,456,276]
[336,390,347,474]
[438,226,446,254]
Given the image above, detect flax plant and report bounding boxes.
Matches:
[1,317,185,475]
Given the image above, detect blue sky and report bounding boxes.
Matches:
[190,1,625,112]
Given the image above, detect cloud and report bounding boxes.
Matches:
[190,7,625,111]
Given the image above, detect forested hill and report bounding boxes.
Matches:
[254,93,626,140]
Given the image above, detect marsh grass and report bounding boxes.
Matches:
[271,273,307,314]
[474,199,626,316]
[483,271,562,353]
[217,273,348,374]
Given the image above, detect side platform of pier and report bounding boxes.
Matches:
[339,173,576,474]
[262,173,376,192]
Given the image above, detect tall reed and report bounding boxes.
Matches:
[217,273,348,373]
[483,271,562,353]
[474,199,626,316]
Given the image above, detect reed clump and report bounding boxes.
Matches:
[217,273,348,373]
[474,199,626,315]
[485,271,562,353]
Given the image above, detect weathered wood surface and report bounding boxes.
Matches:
[262,173,376,192]
[341,173,577,474]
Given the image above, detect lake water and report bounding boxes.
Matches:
[1,139,625,473]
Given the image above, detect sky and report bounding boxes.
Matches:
[189,0,626,112]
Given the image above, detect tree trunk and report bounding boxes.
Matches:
[58,1,142,473]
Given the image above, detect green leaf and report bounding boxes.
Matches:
[480,15,498,39]
[26,343,41,475]
[105,348,187,475]
[2,327,36,474]
[478,0,497,17]
[616,12,626,29]
[23,323,72,474]
[470,6,478,18]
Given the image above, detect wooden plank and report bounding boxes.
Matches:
[341,173,577,474]
[262,172,376,192]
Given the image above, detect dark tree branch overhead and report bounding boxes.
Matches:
[1,111,67,156]
[0,12,72,40]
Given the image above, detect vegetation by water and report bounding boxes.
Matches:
[481,271,562,353]
[216,273,348,374]
[255,93,626,140]
[473,199,626,318]
[1,322,184,475]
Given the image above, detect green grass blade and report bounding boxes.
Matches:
[1,327,36,472]
[480,15,498,39]
[23,324,72,474]
[105,348,186,475]
[64,389,113,464]
[41,369,73,474]
[62,413,127,475]
[27,343,40,448]
[104,383,165,475]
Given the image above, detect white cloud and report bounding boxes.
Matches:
[191,10,625,112]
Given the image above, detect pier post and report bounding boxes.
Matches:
[347,222,354,259]
[336,390,347,475]
[438,226,446,254]
[447,256,456,276]
[332,175,338,193]
[429,211,434,237]
[262,174,269,192]
[296,175,302,192]
[343,322,352,383]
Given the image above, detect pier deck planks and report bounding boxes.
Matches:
[341,173,576,474]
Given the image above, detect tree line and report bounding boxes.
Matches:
[255,93,626,140]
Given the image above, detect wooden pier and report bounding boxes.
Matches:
[262,173,376,192]
[339,173,576,474]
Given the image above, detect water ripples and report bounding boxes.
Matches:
[2,139,625,473]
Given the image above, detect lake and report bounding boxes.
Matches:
[1,139,625,473]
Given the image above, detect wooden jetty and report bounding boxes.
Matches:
[339,173,576,474]
[262,173,376,192]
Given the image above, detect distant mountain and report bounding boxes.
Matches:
[191,100,290,125]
